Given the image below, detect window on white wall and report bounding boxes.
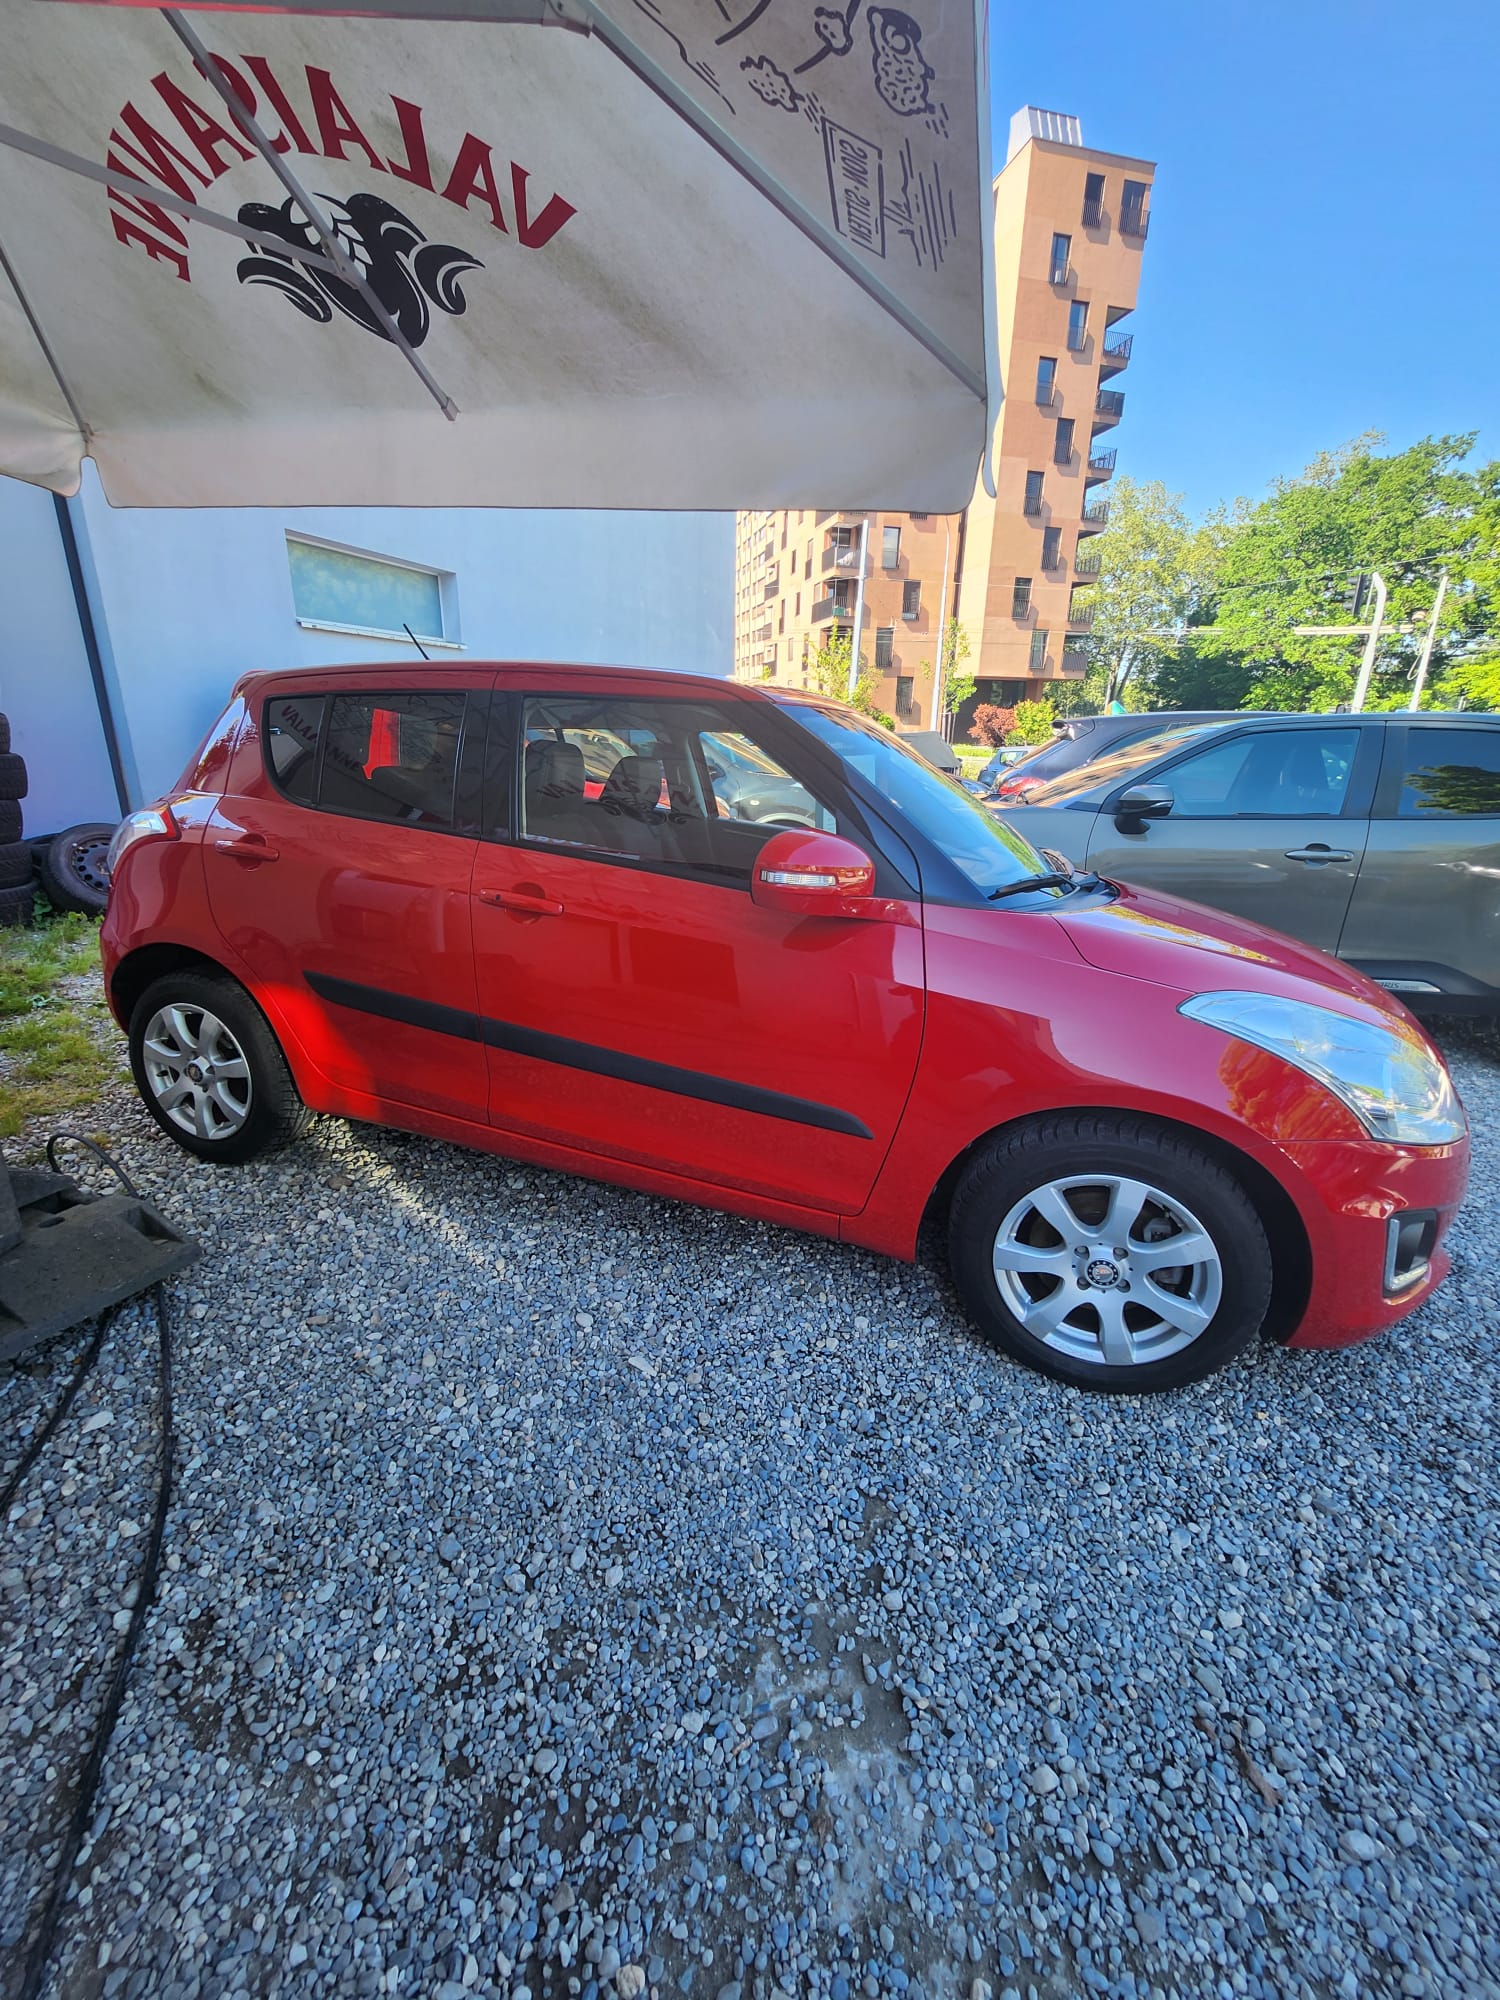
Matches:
[287,536,456,645]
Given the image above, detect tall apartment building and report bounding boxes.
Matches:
[733,509,962,729]
[954,107,1154,730]
[732,108,1153,741]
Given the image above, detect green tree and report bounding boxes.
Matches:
[1007,699,1055,746]
[1207,434,1492,710]
[923,618,973,719]
[1430,456,1500,711]
[809,629,885,719]
[1077,477,1225,707]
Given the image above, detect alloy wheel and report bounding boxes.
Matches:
[140,1002,253,1142]
[991,1173,1223,1369]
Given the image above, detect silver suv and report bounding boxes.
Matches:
[994,711,1500,1014]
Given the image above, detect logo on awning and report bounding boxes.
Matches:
[235,191,481,347]
[104,53,575,308]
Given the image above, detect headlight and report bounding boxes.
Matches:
[1179,990,1466,1146]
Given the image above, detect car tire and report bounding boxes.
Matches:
[948,1113,1273,1393]
[0,840,33,891]
[129,971,313,1165]
[0,713,10,756]
[37,822,115,916]
[0,753,27,803]
[0,881,32,928]
[0,801,20,844]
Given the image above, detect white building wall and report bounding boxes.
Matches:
[2,468,734,824]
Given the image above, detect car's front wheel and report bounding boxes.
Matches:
[129,970,312,1164]
[948,1114,1273,1392]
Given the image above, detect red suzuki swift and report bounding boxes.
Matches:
[102,664,1469,1393]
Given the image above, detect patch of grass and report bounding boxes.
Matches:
[0,911,126,1138]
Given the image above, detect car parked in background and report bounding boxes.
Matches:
[103,664,1467,1395]
[962,744,1040,796]
[993,711,1500,1013]
[986,710,1254,803]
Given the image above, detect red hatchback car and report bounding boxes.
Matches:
[102,663,1470,1393]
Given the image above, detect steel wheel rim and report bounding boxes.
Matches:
[992,1173,1223,1369]
[69,837,112,896]
[141,1003,252,1142]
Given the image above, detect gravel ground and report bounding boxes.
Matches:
[2,1021,1498,2000]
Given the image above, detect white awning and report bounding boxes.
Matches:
[0,0,997,508]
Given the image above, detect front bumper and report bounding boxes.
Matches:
[1280,1133,1469,1349]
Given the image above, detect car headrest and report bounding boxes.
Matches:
[525,739,586,797]
[599,755,664,813]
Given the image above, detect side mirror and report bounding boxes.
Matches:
[752,829,877,918]
[1115,783,1174,830]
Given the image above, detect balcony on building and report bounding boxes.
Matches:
[821,540,869,578]
[1084,446,1116,487]
[1099,328,1133,379]
[1079,499,1110,534]
[1081,194,1104,229]
[1060,650,1090,679]
[1068,599,1096,631]
[1094,389,1126,432]
[1120,199,1150,240]
[1074,546,1102,577]
[811,590,855,623]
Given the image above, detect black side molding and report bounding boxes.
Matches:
[304,972,872,1139]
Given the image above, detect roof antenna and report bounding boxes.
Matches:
[403,623,430,661]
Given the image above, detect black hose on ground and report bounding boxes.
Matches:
[3,1136,175,2000]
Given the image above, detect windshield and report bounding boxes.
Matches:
[1021,721,1230,807]
[791,705,1051,897]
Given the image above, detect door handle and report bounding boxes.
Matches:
[214,835,279,863]
[1285,844,1354,865]
[477,887,565,917]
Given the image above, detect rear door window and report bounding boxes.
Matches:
[319,692,468,829]
[1397,728,1500,816]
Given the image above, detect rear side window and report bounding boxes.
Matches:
[1398,728,1500,816]
[264,695,325,804]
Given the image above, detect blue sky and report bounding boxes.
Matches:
[990,0,1500,515]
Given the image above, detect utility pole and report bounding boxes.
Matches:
[1409,570,1449,711]
[1294,570,1387,712]
[1350,571,1387,712]
[847,516,870,701]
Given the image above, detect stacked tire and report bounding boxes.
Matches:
[0,712,30,929]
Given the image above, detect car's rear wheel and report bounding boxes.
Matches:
[129,971,312,1164]
[948,1114,1273,1392]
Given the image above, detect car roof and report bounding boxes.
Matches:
[1067,709,1495,734]
[234,661,776,702]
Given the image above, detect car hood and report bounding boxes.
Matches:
[1050,880,1406,1023]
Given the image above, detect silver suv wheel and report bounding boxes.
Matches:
[991,1173,1224,1369]
[140,1002,253,1142]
